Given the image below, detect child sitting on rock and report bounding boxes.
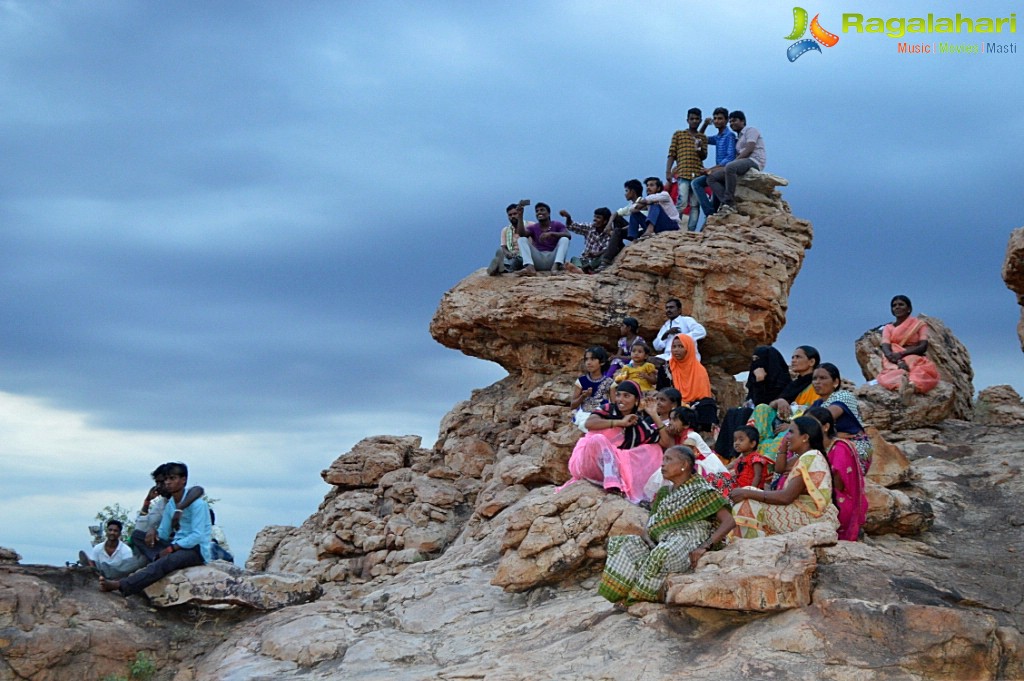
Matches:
[609,317,642,375]
[613,342,657,392]
[571,346,615,430]
[730,425,769,489]
[663,406,733,496]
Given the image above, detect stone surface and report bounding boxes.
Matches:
[864,480,934,536]
[665,522,836,611]
[491,483,646,592]
[855,314,974,421]
[856,380,957,431]
[430,173,812,382]
[143,562,322,610]
[320,435,425,488]
[975,384,1024,426]
[0,546,20,563]
[1003,226,1024,352]
[865,426,913,487]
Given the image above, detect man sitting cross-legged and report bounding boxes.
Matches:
[100,462,211,596]
[560,207,613,273]
[79,519,145,580]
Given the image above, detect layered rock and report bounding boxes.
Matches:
[855,314,974,425]
[430,173,812,386]
[143,563,322,610]
[975,384,1024,426]
[1004,226,1024,352]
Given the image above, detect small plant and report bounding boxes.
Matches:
[129,652,157,681]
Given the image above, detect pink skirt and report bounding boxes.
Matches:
[560,429,664,503]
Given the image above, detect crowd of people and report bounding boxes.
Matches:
[486,108,767,276]
[78,462,233,597]
[554,295,940,605]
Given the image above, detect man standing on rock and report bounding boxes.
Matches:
[515,203,576,275]
[100,462,211,596]
[653,298,706,362]
[666,107,708,232]
[707,110,766,216]
[692,107,738,226]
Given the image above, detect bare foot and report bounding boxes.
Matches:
[564,262,583,274]
[98,576,120,593]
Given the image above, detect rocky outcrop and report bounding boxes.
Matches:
[1004,227,1024,352]
[0,546,20,563]
[855,314,974,424]
[666,522,836,611]
[431,173,811,386]
[865,427,913,487]
[975,384,1024,426]
[143,563,322,609]
[491,483,646,592]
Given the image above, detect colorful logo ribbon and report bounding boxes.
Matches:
[786,7,839,61]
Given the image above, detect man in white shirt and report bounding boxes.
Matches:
[79,519,145,579]
[596,179,648,270]
[628,177,682,238]
[653,298,707,361]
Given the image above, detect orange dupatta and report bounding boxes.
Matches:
[667,334,713,402]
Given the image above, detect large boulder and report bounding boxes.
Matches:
[430,173,812,381]
[665,522,837,611]
[491,484,646,592]
[1003,226,1024,352]
[855,314,974,422]
[143,563,322,610]
[975,385,1024,426]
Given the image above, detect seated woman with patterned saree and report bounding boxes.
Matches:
[811,363,873,475]
[599,446,734,604]
[729,416,839,538]
[876,295,940,399]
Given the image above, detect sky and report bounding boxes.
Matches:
[1,1,1022,567]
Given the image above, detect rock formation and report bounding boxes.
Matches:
[3,181,1023,680]
[975,384,1024,426]
[855,314,974,427]
[1004,226,1024,352]
[143,562,322,609]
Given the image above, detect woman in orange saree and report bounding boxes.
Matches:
[876,295,940,397]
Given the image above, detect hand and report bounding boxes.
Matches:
[171,512,182,532]
[621,414,639,427]
[641,532,656,549]
[160,546,175,558]
[144,485,159,503]
[753,367,767,382]
[581,388,593,398]
[774,400,793,420]
[689,546,707,570]
[729,488,750,503]
[558,209,570,219]
[145,529,157,548]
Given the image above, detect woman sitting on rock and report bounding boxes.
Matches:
[806,406,866,541]
[599,445,735,604]
[657,334,717,431]
[729,416,839,538]
[715,345,821,460]
[560,380,664,504]
[876,295,940,400]
[810,363,873,475]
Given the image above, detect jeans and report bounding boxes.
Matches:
[707,158,758,205]
[627,205,679,238]
[690,174,718,227]
[118,546,204,596]
[674,179,701,231]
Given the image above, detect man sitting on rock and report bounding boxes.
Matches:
[79,519,144,579]
[595,179,647,270]
[101,462,211,596]
[628,177,681,238]
[131,463,205,566]
[560,207,612,273]
[707,110,766,216]
[515,202,575,275]
[486,203,524,276]
[653,298,707,362]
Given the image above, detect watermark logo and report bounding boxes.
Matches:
[785,7,840,61]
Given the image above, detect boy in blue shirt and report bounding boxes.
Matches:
[691,107,737,229]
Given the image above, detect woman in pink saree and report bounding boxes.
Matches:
[561,380,664,504]
[807,407,866,541]
[876,295,940,398]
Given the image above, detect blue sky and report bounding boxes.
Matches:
[1,1,1021,566]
